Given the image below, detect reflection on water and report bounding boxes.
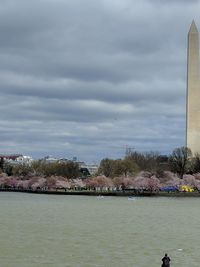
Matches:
[0,192,199,267]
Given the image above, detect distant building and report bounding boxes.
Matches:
[72,157,99,176]
[0,154,33,165]
[15,155,33,165]
[0,154,22,161]
[85,164,99,175]
[41,156,69,163]
[40,156,99,177]
[78,162,99,175]
[42,155,59,163]
[58,158,69,163]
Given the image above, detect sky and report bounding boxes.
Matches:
[0,0,200,163]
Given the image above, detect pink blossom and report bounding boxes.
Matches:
[0,177,6,187]
[71,179,86,188]
[113,177,124,188]
[166,177,183,187]
[123,177,135,188]
[44,176,71,190]
[194,173,200,180]
[133,176,160,191]
[133,176,149,189]
[16,180,30,189]
[147,176,160,191]
[182,175,198,187]
[0,173,7,178]
[45,176,57,189]
[163,171,179,180]
[29,177,46,190]
[55,179,71,189]
[7,177,18,187]
[86,176,113,189]
[85,178,99,188]
[113,176,134,188]
[0,177,18,188]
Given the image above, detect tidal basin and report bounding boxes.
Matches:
[0,193,200,267]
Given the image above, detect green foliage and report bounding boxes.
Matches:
[98,157,139,177]
[0,158,4,171]
[12,163,33,177]
[56,161,80,178]
[98,158,115,177]
[3,163,34,177]
[126,151,169,176]
[2,160,80,179]
[31,160,80,178]
[3,163,13,176]
[99,152,170,177]
[113,158,139,177]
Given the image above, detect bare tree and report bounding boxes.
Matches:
[190,153,200,174]
[169,147,192,178]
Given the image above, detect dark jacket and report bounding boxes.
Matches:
[162,256,170,267]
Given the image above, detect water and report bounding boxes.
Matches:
[0,192,199,267]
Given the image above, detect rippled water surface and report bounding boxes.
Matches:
[0,193,200,267]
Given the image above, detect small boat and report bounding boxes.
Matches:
[97,195,104,199]
[128,197,136,201]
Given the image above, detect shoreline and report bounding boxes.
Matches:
[1,188,200,197]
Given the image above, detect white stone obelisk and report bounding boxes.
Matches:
[186,20,200,155]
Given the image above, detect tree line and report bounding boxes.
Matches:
[1,147,200,179]
[1,160,80,179]
[98,147,200,179]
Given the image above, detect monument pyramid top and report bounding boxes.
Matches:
[189,20,198,34]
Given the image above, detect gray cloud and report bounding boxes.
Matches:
[0,0,198,162]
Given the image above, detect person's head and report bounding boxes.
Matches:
[165,253,168,257]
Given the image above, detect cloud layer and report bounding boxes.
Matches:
[0,0,199,162]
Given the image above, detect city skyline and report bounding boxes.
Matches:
[0,0,200,162]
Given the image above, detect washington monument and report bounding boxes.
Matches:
[186,20,200,155]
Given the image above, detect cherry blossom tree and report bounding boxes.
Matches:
[133,176,149,190]
[113,177,124,189]
[0,177,6,188]
[113,176,135,190]
[45,176,57,190]
[6,177,18,188]
[182,175,200,190]
[71,179,86,190]
[16,180,30,190]
[194,173,200,180]
[55,178,71,190]
[133,176,160,192]
[44,176,71,190]
[166,177,182,187]
[28,177,47,190]
[147,176,161,192]
[85,177,99,190]
[86,176,113,191]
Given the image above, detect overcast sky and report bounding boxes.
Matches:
[0,0,200,162]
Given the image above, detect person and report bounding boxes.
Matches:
[161,253,170,267]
